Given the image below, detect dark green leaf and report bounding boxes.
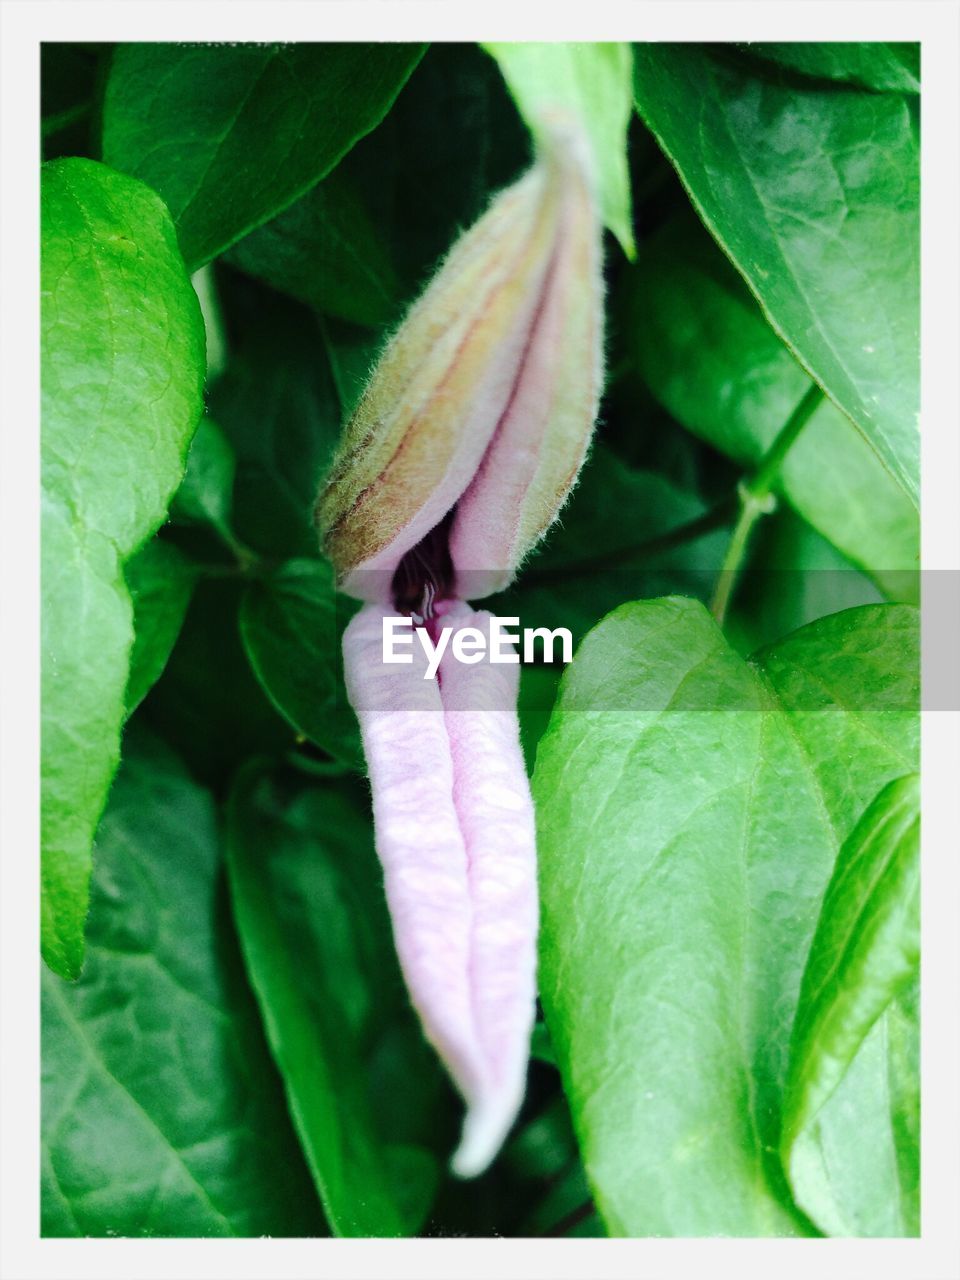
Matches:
[745,43,920,94]
[483,41,635,256]
[505,444,730,646]
[532,598,917,1235]
[633,44,919,504]
[226,166,401,327]
[140,578,294,789]
[725,508,883,657]
[42,157,204,977]
[208,283,341,559]
[124,538,196,714]
[628,210,918,598]
[41,729,322,1237]
[225,765,453,1235]
[223,44,531,329]
[102,42,427,269]
[170,416,237,543]
[238,559,362,769]
[781,774,920,1235]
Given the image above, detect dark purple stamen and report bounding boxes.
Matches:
[391,506,457,618]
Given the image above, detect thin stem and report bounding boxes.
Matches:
[710,383,824,626]
[524,496,735,585]
[41,101,91,140]
[542,1198,597,1237]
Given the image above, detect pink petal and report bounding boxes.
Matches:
[438,604,538,1175]
[342,603,538,1176]
[450,143,604,600]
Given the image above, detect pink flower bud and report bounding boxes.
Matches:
[316,128,604,603]
[322,130,605,1177]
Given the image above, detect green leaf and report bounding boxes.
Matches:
[42,728,322,1237]
[207,284,342,560]
[484,41,635,257]
[629,210,919,598]
[781,774,920,1236]
[633,43,919,505]
[225,165,402,327]
[42,157,204,978]
[124,538,196,715]
[225,765,452,1236]
[745,43,920,94]
[532,598,917,1235]
[238,559,362,768]
[102,42,427,270]
[170,416,237,543]
[224,44,531,329]
[140,578,294,789]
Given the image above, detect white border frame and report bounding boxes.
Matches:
[2,4,958,1279]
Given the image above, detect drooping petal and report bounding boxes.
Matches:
[342,603,538,1174]
[341,603,485,1105]
[438,604,538,1176]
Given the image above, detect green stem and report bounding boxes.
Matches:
[41,102,91,140]
[710,383,824,626]
[524,496,735,585]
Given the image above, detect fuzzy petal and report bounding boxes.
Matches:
[450,139,605,599]
[318,166,562,600]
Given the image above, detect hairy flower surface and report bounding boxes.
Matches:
[318,126,604,1175]
[316,124,603,603]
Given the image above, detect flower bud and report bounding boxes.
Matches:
[315,127,604,604]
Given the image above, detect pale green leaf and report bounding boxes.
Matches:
[484,41,635,257]
[781,774,920,1235]
[533,598,917,1235]
[41,158,204,977]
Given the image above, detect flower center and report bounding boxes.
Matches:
[391,506,457,620]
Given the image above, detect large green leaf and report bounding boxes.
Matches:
[41,158,205,978]
[238,559,362,769]
[41,729,322,1237]
[102,42,426,270]
[633,43,919,505]
[781,774,920,1235]
[484,42,635,257]
[745,43,920,94]
[532,598,917,1235]
[628,210,919,598]
[225,765,453,1236]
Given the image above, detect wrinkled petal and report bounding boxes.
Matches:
[342,603,538,1174]
[438,604,538,1174]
